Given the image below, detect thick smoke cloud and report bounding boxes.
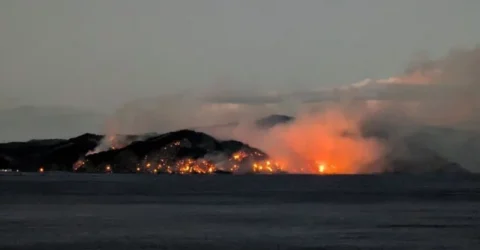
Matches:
[223,106,384,174]
[204,46,480,173]
[98,46,480,173]
[102,86,293,137]
[357,46,480,172]
[91,90,285,152]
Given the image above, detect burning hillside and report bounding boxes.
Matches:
[2,48,479,175]
[73,130,286,175]
[0,123,469,175]
[0,129,293,175]
[200,47,480,175]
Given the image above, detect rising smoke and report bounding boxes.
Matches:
[358,46,480,172]
[94,46,480,173]
[212,46,480,173]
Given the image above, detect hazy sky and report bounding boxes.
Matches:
[1,0,480,112]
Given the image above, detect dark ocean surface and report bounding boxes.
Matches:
[1,173,480,250]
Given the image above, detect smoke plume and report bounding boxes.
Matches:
[207,46,480,173]
[93,46,480,173]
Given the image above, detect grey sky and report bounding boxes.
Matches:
[1,0,479,113]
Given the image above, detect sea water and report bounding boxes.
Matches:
[1,174,479,249]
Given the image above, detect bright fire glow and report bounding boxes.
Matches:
[233,108,384,175]
[73,129,380,175]
[73,160,85,171]
[318,163,325,173]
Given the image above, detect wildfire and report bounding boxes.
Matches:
[232,151,248,161]
[85,134,131,156]
[98,148,286,175]
[232,107,384,175]
[130,157,218,175]
[73,159,85,171]
[175,158,217,174]
[107,135,125,151]
[73,134,351,175]
[315,162,336,174]
[70,149,341,175]
[318,163,325,173]
[251,160,283,174]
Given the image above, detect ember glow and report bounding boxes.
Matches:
[73,159,85,171]
[72,122,381,175]
[109,147,341,175]
[231,108,385,175]
[133,149,281,175]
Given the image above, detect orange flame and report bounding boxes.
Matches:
[234,108,384,174]
[74,120,382,175]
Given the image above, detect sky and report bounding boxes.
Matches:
[1,0,480,113]
[1,0,480,141]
